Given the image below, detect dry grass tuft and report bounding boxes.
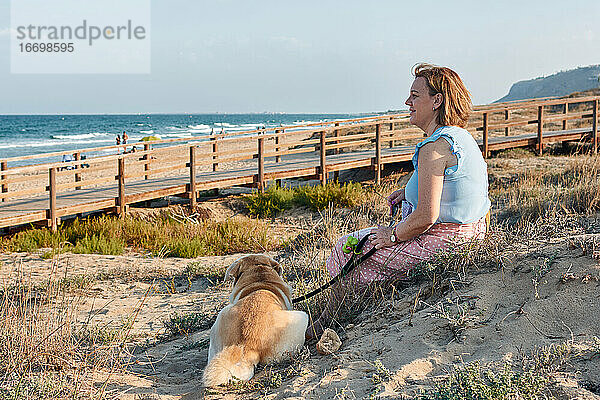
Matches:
[419,338,600,400]
[281,171,587,341]
[0,257,145,399]
[491,155,600,221]
[279,177,503,334]
[280,179,401,326]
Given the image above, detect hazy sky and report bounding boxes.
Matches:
[0,0,599,114]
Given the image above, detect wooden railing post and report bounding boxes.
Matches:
[333,123,340,156]
[48,167,57,232]
[320,131,327,186]
[1,161,7,202]
[211,134,219,172]
[189,145,197,209]
[117,158,126,217]
[562,102,568,131]
[537,105,544,155]
[389,117,394,148]
[375,124,382,184]
[333,123,340,182]
[257,136,265,192]
[274,129,281,163]
[275,128,284,187]
[482,113,489,158]
[74,152,82,190]
[143,143,150,180]
[504,109,510,136]
[593,99,598,154]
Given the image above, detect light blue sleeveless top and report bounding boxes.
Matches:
[404,126,490,224]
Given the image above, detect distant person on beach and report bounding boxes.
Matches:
[122,131,128,144]
[116,135,121,146]
[80,154,90,168]
[60,153,74,170]
[306,63,491,340]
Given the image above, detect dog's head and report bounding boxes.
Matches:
[225,254,283,283]
[225,254,289,305]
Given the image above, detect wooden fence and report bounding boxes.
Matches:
[0,95,598,231]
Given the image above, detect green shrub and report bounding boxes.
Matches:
[7,228,67,252]
[200,218,272,254]
[185,261,226,284]
[71,234,124,255]
[244,185,295,218]
[244,182,365,217]
[57,274,96,291]
[295,182,364,211]
[163,311,215,336]
[495,147,535,159]
[1,215,276,258]
[419,362,550,400]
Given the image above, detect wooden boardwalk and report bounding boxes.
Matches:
[0,144,414,229]
[1,95,598,231]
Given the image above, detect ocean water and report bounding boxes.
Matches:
[0,113,364,165]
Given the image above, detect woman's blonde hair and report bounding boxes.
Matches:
[413,63,472,128]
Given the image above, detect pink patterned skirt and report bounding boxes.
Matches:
[326,202,487,287]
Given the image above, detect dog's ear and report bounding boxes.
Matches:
[250,254,282,276]
[224,257,244,282]
[273,262,283,276]
[265,256,283,276]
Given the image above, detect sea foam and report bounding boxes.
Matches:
[51,132,111,140]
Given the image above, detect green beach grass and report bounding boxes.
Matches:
[244,181,365,218]
[1,214,277,258]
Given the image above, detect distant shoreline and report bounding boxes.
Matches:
[0,112,373,161]
[0,111,384,117]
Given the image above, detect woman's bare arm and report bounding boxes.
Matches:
[371,138,456,249]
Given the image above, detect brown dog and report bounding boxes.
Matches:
[202,255,308,387]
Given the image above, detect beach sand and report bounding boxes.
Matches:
[2,153,600,399]
[3,224,599,399]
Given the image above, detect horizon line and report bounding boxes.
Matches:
[0,110,403,116]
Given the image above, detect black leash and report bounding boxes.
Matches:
[291,203,401,304]
[291,234,375,304]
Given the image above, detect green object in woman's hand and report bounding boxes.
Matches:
[342,235,360,254]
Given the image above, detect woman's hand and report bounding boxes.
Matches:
[387,189,405,215]
[369,226,397,250]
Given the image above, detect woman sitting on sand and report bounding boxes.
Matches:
[307,63,491,339]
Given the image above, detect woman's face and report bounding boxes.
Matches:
[405,77,438,130]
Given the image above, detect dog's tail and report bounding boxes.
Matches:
[203,345,260,387]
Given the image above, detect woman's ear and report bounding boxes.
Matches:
[433,93,443,109]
